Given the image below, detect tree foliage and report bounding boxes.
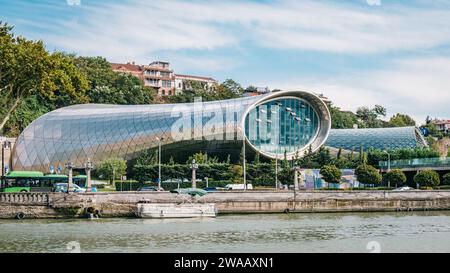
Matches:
[355,164,382,186]
[388,113,416,127]
[383,169,407,187]
[443,173,450,186]
[320,165,342,184]
[96,158,127,184]
[414,170,440,187]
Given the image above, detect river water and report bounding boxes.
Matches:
[0,211,449,253]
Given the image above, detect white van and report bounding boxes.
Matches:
[225,184,253,190]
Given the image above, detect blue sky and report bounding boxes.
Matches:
[2,0,450,124]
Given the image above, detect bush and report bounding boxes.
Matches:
[383,169,407,187]
[443,173,450,186]
[96,157,127,184]
[355,164,382,186]
[320,165,342,184]
[414,170,440,187]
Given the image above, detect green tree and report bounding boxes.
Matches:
[383,169,407,188]
[39,52,89,108]
[0,22,50,132]
[229,164,243,183]
[414,170,440,188]
[320,165,342,184]
[96,158,127,184]
[389,113,416,127]
[442,173,450,186]
[221,79,243,96]
[356,105,387,128]
[355,164,382,186]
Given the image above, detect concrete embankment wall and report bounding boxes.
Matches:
[1,191,450,219]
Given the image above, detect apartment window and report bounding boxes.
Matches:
[146,79,159,86]
[162,80,172,88]
[146,70,157,76]
[160,72,170,78]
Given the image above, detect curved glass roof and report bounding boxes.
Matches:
[325,126,427,151]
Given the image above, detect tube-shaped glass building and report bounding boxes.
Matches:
[11,90,427,172]
[11,90,331,172]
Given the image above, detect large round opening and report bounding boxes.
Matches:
[244,97,320,158]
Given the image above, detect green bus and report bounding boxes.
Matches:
[0,171,87,193]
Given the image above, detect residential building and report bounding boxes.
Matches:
[110,61,217,97]
[142,61,175,96]
[432,119,450,133]
[110,62,144,81]
[174,74,217,94]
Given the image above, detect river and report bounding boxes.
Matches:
[0,211,449,253]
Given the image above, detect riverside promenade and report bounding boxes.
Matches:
[1,190,450,219]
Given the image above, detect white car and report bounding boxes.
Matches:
[392,186,415,191]
[225,184,253,190]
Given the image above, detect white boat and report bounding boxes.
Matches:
[135,188,217,218]
[136,203,217,218]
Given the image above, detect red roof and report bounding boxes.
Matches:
[174,74,216,82]
[111,63,143,72]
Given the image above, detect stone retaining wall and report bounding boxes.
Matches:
[1,190,450,218]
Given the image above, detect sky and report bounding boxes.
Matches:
[1,0,450,124]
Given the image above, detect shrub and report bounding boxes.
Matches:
[96,157,127,184]
[383,169,407,187]
[443,173,450,186]
[320,165,342,184]
[355,164,382,186]
[414,170,440,187]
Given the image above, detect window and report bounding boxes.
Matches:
[162,80,172,88]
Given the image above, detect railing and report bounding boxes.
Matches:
[0,193,49,205]
[379,157,450,170]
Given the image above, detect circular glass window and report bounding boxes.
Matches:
[244,97,320,156]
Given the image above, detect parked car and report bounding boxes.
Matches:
[392,186,415,191]
[53,183,90,193]
[204,187,218,192]
[224,184,253,190]
[137,186,163,192]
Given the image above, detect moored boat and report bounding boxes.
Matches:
[135,188,218,218]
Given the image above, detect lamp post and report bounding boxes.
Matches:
[65,162,74,193]
[191,159,198,188]
[156,137,164,191]
[84,158,94,192]
[242,136,247,190]
[383,150,391,188]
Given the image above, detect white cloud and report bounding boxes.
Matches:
[264,56,450,124]
[366,0,382,6]
[37,0,450,60]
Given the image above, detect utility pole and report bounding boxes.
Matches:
[243,137,247,190]
[384,150,391,188]
[156,137,164,191]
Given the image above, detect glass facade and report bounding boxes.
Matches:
[245,97,319,156]
[325,126,427,151]
[10,91,330,171]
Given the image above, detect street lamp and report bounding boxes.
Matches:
[242,136,247,190]
[191,159,199,188]
[383,150,391,188]
[156,137,164,191]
